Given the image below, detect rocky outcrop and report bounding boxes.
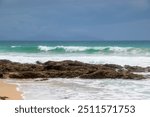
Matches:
[0,59,147,79]
[124,65,146,72]
[0,96,8,100]
[8,72,47,79]
[0,73,3,78]
[80,69,143,80]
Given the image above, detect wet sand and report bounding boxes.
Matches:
[0,80,22,100]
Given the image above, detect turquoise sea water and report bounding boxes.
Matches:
[1,40,150,99]
[0,40,150,66]
[0,41,150,55]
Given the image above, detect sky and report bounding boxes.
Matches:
[0,0,150,41]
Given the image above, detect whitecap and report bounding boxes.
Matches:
[38,46,51,51]
[11,46,21,48]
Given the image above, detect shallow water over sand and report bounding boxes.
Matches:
[6,78,150,100]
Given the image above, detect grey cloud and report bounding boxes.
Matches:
[0,0,150,40]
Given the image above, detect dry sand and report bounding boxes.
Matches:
[0,80,22,100]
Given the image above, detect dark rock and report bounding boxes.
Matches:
[124,65,146,72]
[103,64,123,69]
[0,96,8,100]
[35,78,48,81]
[146,67,150,72]
[80,69,121,79]
[36,61,42,64]
[45,70,85,78]
[0,60,146,79]
[80,69,144,80]
[0,73,3,78]
[123,72,144,80]
[0,60,12,64]
[8,71,47,79]
[44,64,65,71]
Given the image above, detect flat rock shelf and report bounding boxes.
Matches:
[0,59,149,80]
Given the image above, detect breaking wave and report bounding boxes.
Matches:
[37,45,150,56]
[0,45,149,56]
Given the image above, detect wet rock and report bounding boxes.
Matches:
[80,69,144,80]
[0,96,8,100]
[103,64,123,69]
[0,73,3,78]
[36,61,42,64]
[35,78,48,81]
[123,72,144,80]
[146,67,150,72]
[8,72,47,79]
[80,69,122,79]
[0,60,146,79]
[124,65,146,72]
[45,70,86,78]
[0,60,12,64]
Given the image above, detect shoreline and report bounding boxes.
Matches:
[0,80,23,100]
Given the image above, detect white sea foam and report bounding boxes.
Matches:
[59,46,88,52]
[37,45,131,52]
[38,45,90,52]
[6,78,150,100]
[0,53,150,67]
[37,45,150,56]
[38,46,51,51]
[11,46,21,48]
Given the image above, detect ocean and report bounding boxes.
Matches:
[0,40,150,66]
[1,40,150,99]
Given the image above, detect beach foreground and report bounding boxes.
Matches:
[0,80,22,100]
[0,59,150,100]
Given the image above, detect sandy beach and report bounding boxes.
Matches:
[0,80,22,100]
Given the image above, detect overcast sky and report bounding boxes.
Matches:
[0,0,150,41]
